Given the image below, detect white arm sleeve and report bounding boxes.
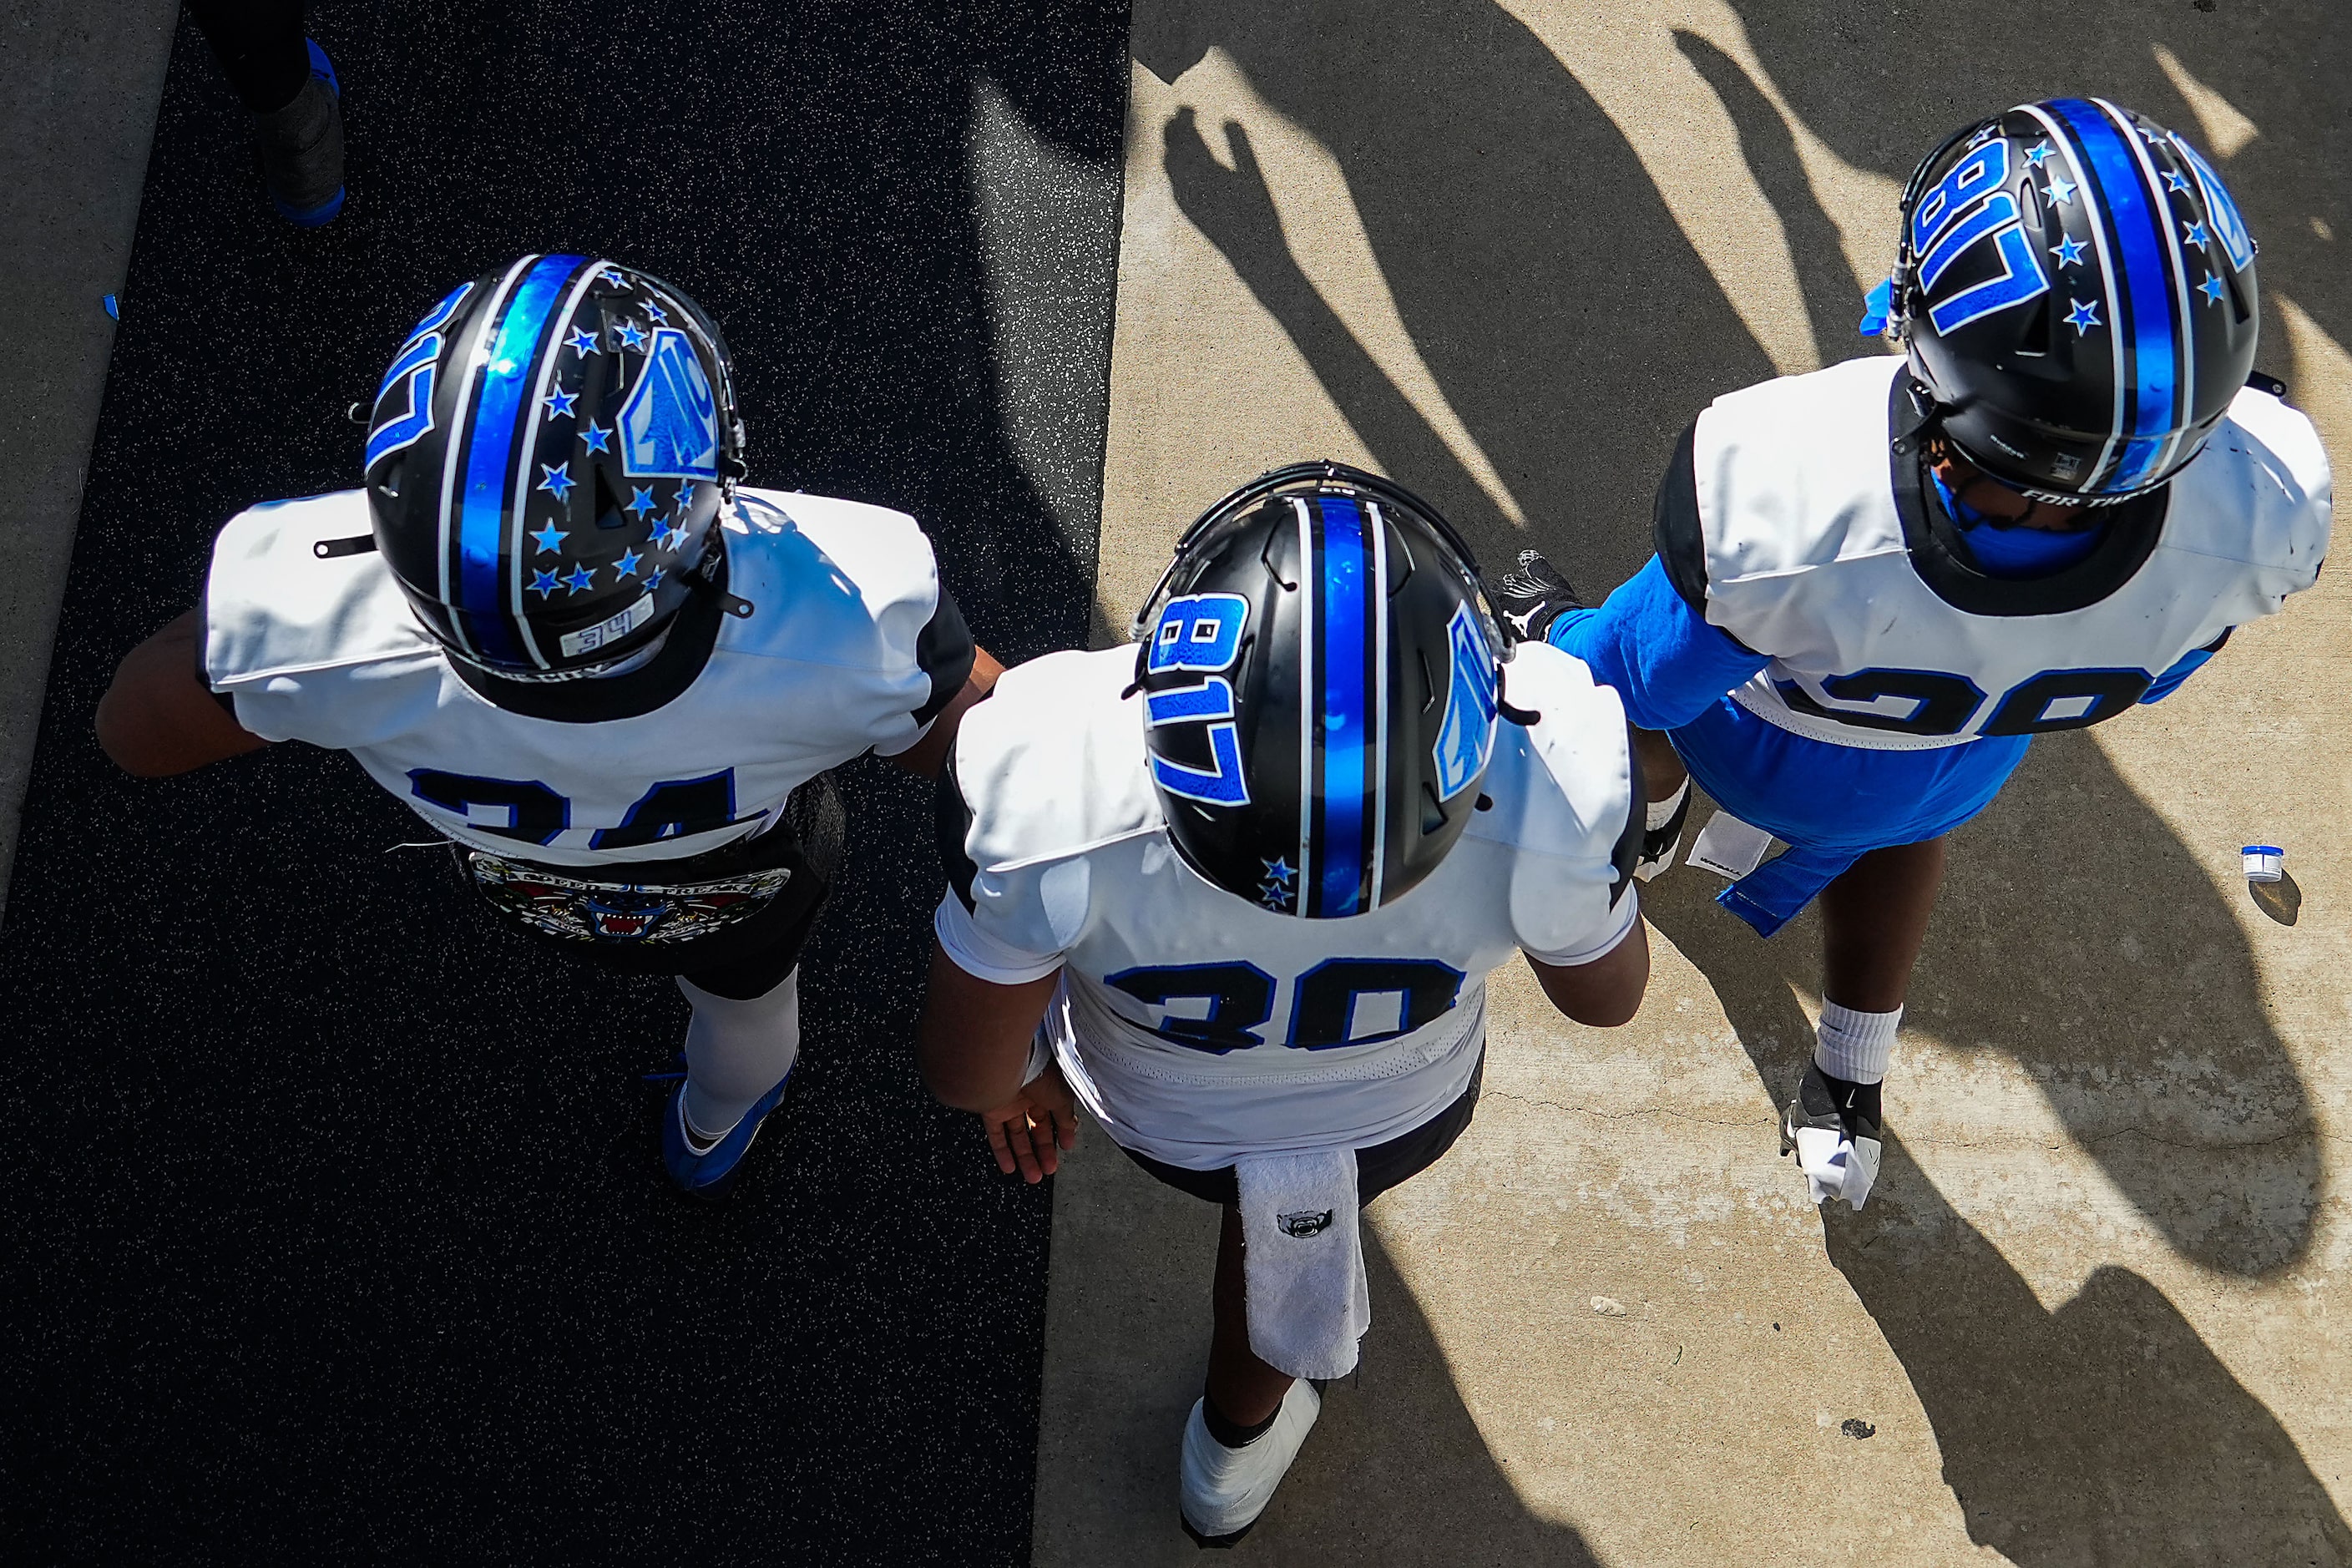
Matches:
[1520,884,1639,969]
[934,890,1066,984]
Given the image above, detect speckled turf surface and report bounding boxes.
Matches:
[0,4,1125,1560]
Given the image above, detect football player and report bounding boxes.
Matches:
[1497,101,2330,1210]
[95,255,996,1199]
[916,464,1649,1545]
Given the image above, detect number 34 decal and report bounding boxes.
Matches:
[407,768,756,849]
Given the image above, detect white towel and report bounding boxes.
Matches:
[1687,809,1775,879]
[1235,1148,1369,1380]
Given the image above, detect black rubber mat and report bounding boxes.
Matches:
[0,4,1125,1561]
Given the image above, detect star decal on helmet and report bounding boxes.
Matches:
[564,564,597,594]
[529,522,568,554]
[582,422,612,454]
[527,568,561,598]
[542,385,579,420]
[675,482,697,512]
[565,327,601,357]
[2199,273,2228,306]
[2050,234,2088,268]
[2065,298,2102,335]
[537,462,576,503]
[2045,175,2078,205]
[2183,220,2213,249]
[614,548,643,578]
[645,566,666,591]
[599,267,628,289]
[2163,168,2192,194]
[626,485,657,516]
[2024,139,2055,167]
[613,320,648,352]
[643,299,670,325]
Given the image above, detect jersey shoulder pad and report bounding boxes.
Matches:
[1693,355,1908,585]
[724,489,943,667]
[2167,389,2334,583]
[205,490,435,689]
[1472,642,1631,864]
[954,646,1159,874]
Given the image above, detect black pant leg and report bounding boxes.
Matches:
[184,0,310,113]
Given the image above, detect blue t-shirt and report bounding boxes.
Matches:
[1545,554,2218,736]
[1930,468,2106,577]
[1543,551,2220,934]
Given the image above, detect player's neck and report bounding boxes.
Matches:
[1931,452,2095,533]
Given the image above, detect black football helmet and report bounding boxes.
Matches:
[363,255,748,679]
[1869,99,2259,503]
[1131,462,1505,918]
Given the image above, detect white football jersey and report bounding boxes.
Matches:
[1688,356,2330,750]
[935,642,1638,1168]
[205,487,963,866]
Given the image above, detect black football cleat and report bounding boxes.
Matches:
[255,40,346,226]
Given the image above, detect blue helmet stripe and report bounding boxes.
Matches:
[1313,496,1371,918]
[505,257,604,668]
[455,253,579,666]
[2049,99,2181,491]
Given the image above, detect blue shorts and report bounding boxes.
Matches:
[1669,697,2030,937]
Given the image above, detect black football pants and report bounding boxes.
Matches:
[185,0,310,114]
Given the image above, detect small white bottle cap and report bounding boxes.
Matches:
[2242,845,2284,883]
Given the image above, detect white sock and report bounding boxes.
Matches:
[1814,1000,1899,1085]
[679,968,802,1140]
[1646,778,1690,832]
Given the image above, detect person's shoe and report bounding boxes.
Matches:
[1178,1379,1322,1548]
[1637,778,1692,882]
[660,1070,792,1201]
[1780,1061,1884,1211]
[255,40,345,226]
[1488,549,1585,646]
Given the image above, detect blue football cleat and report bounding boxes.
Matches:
[660,1071,793,1201]
[257,39,346,227]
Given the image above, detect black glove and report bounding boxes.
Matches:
[1488,549,1585,646]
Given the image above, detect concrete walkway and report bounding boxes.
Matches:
[1041,2,2352,1562]
[13,1,2349,1561]
[0,0,178,910]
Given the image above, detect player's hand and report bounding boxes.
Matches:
[979,1064,1080,1184]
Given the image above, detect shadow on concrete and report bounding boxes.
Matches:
[1128,0,2337,1551]
[1033,1127,1598,1564]
[1143,0,2321,1280]
[1136,0,1774,592]
[0,3,1125,1561]
[1819,1132,2352,1566]
[1260,1229,1604,1564]
[1727,0,2352,352]
[1639,787,2349,1556]
[2251,869,2302,927]
[1641,734,2324,1280]
[1670,28,1859,372]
